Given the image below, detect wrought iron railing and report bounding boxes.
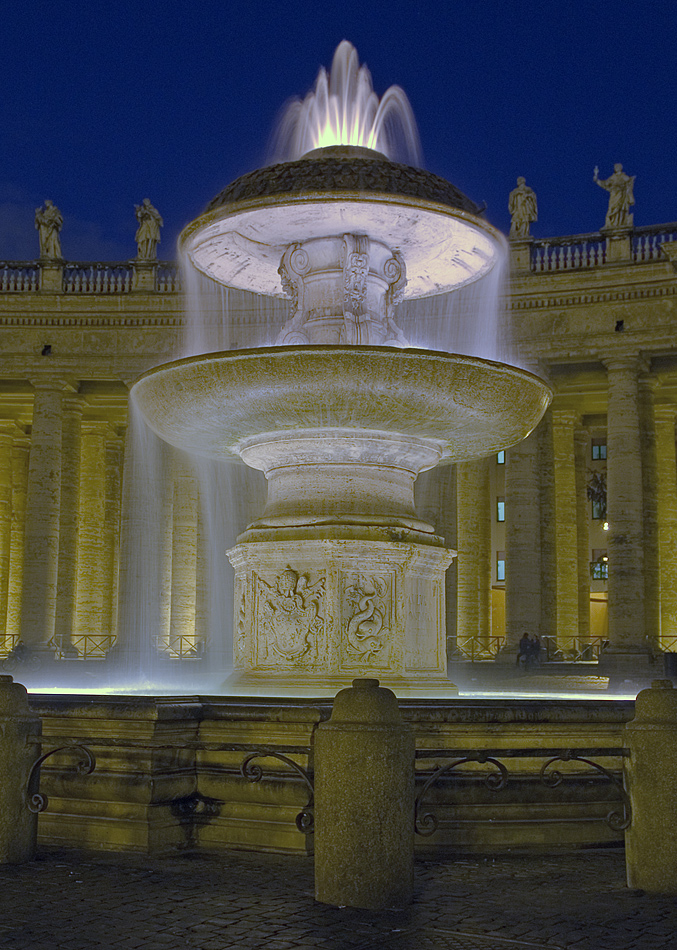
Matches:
[68,633,116,659]
[540,635,607,663]
[451,636,505,662]
[414,746,630,836]
[154,634,206,659]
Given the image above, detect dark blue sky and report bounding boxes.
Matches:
[1,0,675,261]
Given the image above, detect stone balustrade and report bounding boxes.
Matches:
[529,221,677,272]
[0,260,182,293]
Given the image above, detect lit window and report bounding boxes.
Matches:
[496,497,505,522]
[591,439,607,460]
[497,451,505,465]
[496,554,505,582]
[590,549,608,580]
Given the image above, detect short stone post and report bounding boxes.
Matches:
[0,675,41,863]
[625,679,677,892]
[314,678,414,910]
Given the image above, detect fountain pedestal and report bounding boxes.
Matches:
[228,538,454,693]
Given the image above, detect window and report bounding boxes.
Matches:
[592,499,605,520]
[496,552,505,582]
[590,549,608,580]
[591,439,607,460]
[497,450,505,465]
[496,497,505,522]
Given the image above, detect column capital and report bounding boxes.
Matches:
[654,403,677,424]
[603,355,649,375]
[29,375,77,394]
[551,406,580,427]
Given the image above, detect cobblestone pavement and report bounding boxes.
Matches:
[0,847,674,950]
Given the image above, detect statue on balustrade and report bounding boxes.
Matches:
[508,177,538,238]
[594,163,635,229]
[134,199,163,260]
[35,200,63,260]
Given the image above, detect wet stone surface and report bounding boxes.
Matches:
[0,848,674,949]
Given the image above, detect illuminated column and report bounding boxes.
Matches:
[640,378,660,649]
[456,458,491,653]
[551,408,578,653]
[655,405,677,648]
[0,428,15,651]
[6,437,29,647]
[53,397,83,657]
[102,431,123,646]
[504,429,541,655]
[574,425,591,645]
[74,421,108,647]
[604,358,646,655]
[168,454,198,656]
[19,378,70,652]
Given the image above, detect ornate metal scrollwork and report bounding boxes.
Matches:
[415,753,508,837]
[241,750,314,834]
[26,744,96,814]
[539,751,631,831]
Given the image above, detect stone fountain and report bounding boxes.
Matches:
[132,49,551,695]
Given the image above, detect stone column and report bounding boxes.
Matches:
[551,409,579,654]
[655,406,677,649]
[574,425,591,646]
[5,438,29,648]
[456,458,491,655]
[503,429,541,657]
[0,429,16,652]
[19,378,71,653]
[640,378,660,651]
[73,421,108,649]
[604,358,647,659]
[169,454,198,656]
[53,397,83,657]
[102,432,123,648]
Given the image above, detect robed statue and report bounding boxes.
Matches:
[508,177,538,238]
[35,200,63,259]
[134,199,163,260]
[594,164,635,229]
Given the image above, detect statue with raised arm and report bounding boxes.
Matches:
[134,199,163,260]
[35,200,63,259]
[508,177,538,239]
[594,163,635,229]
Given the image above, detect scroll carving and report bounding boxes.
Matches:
[343,574,389,659]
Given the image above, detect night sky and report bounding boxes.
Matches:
[1,1,675,262]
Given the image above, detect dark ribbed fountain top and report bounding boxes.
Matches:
[206,145,482,216]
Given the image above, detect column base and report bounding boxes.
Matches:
[597,646,658,680]
[222,669,457,698]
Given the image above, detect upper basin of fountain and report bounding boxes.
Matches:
[132,346,552,465]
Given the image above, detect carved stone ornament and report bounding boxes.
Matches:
[343,574,389,659]
[277,244,311,344]
[258,568,325,660]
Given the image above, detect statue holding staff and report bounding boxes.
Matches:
[134,199,163,260]
[35,200,63,259]
[594,163,635,229]
[508,177,538,238]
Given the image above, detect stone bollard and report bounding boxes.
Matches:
[314,677,414,910]
[0,675,41,863]
[625,679,677,892]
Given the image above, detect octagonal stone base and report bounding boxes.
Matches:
[226,538,456,694]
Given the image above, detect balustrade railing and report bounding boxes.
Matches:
[632,222,677,262]
[0,262,40,291]
[69,634,116,659]
[156,262,182,292]
[63,263,134,293]
[531,234,606,272]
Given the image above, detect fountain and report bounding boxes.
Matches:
[132,43,551,694]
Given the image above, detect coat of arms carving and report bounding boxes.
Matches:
[257,568,325,661]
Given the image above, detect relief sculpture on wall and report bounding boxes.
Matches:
[343,574,389,660]
[258,568,325,661]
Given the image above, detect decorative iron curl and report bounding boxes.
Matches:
[241,750,314,834]
[540,751,631,830]
[26,744,96,814]
[415,754,508,837]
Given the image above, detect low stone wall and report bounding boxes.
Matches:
[28,695,633,856]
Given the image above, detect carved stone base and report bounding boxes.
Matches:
[227,538,456,692]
